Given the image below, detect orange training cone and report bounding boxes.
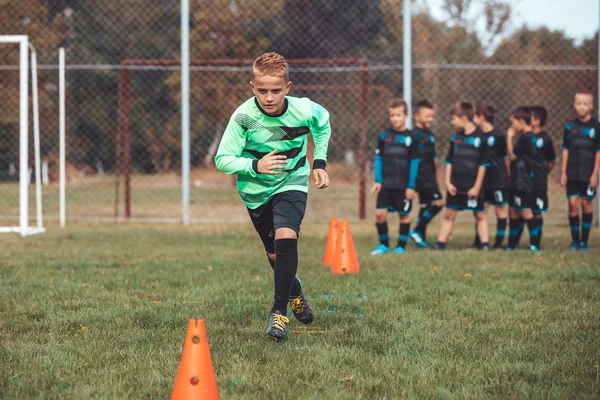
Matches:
[171,319,219,400]
[322,218,339,265]
[331,219,360,274]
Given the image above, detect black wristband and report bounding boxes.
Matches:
[312,159,326,170]
[252,159,259,174]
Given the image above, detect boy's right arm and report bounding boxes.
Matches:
[372,135,384,194]
[445,141,456,195]
[214,116,258,176]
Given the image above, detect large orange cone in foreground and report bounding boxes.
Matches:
[171,319,219,400]
[322,218,339,265]
[331,219,360,274]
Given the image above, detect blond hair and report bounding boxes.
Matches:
[252,52,289,81]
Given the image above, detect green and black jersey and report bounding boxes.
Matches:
[215,96,331,209]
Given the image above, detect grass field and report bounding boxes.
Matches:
[1,221,599,399]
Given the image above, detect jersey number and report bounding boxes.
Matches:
[403,199,411,212]
[514,196,521,207]
[494,190,503,203]
[467,198,477,209]
[536,197,544,210]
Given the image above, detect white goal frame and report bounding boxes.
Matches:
[0,36,45,236]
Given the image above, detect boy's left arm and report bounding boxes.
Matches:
[310,102,331,189]
[405,134,420,200]
[468,137,490,198]
[590,130,600,188]
[546,136,557,172]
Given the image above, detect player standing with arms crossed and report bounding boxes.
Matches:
[215,53,331,342]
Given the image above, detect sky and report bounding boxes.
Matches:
[427,0,598,44]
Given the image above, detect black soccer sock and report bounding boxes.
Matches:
[569,215,580,243]
[526,218,540,248]
[581,212,593,245]
[494,218,507,248]
[515,217,525,244]
[508,218,520,249]
[536,216,544,248]
[435,241,446,250]
[376,222,389,247]
[397,222,410,249]
[473,222,481,248]
[272,239,298,315]
[415,205,442,239]
[268,256,301,297]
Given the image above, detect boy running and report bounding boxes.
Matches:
[561,90,600,251]
[435,102,490,250]
[530,106,556,249]
[472,103,510,249]
[371,98,419,255]
[506,106,541,251]
[215,53,331,342]
[409,100,444,248]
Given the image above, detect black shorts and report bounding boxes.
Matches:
[376,188,412,215]
[418,185,443,205]
[566,180,597,200]
[532,190,548,214]
[483,188,509,206]
[247,190,307,254]
[510,190,533,210]
[446,192,484,212]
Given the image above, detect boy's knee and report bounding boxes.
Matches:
[444,210,456,221]
[399,214,411,223]
[375,211,387,224]
[474,212,486,221]
[433,200,445,207]
[274,227,298,240]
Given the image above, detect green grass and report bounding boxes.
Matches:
[1,222,599,399]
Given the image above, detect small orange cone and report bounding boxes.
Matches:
[331,219,360,274]
[171,319,219,400]
[322,218,339,265]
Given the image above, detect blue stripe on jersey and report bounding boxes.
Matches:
[408,158,420,189]
[374,155,383,184]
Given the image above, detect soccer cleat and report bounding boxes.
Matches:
[480,244,490,251]
[433,243,445,250]
[578,242,589,252]
[289,293,313,325]
[529,245,540,253]
[409,230,430,248]
[266,311,289,342]
[393,246,405,254]
[370,244,389,256]
[567,241,579,252]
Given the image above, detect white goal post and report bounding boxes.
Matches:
[0,36,45,236]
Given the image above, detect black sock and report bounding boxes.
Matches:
[268,256,301,297]
[526,218,540,247]
[515,217,525,244]
[508,218,520,248]
[581,212,593,245]
[536,216,544,248]
[495,218,507,247]
[569,215,580,243]
[272,239,298,315]
[376,222,389,247]
[397,222,410,249]
[473,222,481,248]
[415,205,442,239]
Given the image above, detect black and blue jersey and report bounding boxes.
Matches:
[374,129,420,190]
[413,127,437,190]
[510,132,535,193]
[482,129,509,190]
[445,130,489,194]
[562,118,600,182]
[530,131,556,191]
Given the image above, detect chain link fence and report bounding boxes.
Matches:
[0,0,597,224]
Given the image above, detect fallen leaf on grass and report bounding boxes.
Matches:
[464,273,471,278]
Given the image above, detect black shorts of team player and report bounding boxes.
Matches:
[418,185,443,206]
[483,188,509,207]
[509,190,533,211]
[247,190,307,254]
[376,188,412,215]
[446,192,485,212]
[566,180,597,200]
[531,190,549,214]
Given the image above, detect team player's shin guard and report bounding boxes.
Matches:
[526,218,541,251]
[515,217,525,244]
[272,239,298,315]
[396,223,410,253]
[472,222,481,249]
[507,218,520,249]
[569,215,580,251]
[581,212,593,249]
[268,257,301,297]
[376,222,390,247]
[494,218,507,248]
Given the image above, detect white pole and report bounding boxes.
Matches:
[59,48,66,228]
[597,3,600,227]
[403,0,412,128]
[19,38,29,236]
[181,0,191,225]
[30,44,43,229]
